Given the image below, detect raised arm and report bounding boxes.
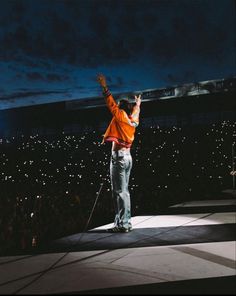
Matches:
[130,94,142,127]
[97,73,125,120]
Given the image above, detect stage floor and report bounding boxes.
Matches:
[0,199,235,294]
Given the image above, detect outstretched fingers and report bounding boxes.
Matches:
[134,94,142,105]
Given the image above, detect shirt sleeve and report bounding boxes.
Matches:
[103,88,130,123]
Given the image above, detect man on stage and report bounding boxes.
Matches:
[97,73,141,233]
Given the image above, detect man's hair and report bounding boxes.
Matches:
[118,99,135,116]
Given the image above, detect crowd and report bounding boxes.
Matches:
[0,120,235,255]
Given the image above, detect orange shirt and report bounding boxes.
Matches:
[102,91,140,148]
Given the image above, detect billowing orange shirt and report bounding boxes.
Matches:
[102,90,140,148]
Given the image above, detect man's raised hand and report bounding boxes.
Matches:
[134,94,142,106]
[97,73,107,88]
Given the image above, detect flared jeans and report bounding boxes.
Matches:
[110,150,132,229]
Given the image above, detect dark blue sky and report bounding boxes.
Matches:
[0,0,235,110]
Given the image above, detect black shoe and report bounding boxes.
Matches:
[118,227,130,233]
[107,226,131,233]
[107,226,121,233]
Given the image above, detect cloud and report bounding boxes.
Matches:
[46,73,70,82]
[25,71,70,82]
[26,72,44,81]
[0,90,67,101]
[165,70,198,85]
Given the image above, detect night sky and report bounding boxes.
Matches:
[0,0,235,110]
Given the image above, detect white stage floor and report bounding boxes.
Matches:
[0,199,235,294]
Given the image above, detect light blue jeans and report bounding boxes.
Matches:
[110,150,132,229]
